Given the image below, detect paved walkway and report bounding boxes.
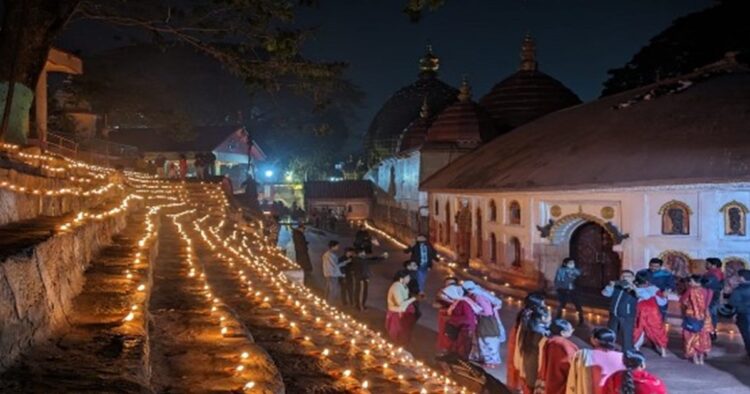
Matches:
[280,224,750,394]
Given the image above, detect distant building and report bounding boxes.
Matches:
[304,180,373,221]
[365,35,580,243]
[109,125,265,188]
[422,58,750,291]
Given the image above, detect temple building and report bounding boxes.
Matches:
[421,56,750,292]
[366,35,580,242]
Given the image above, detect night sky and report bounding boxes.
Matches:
[60,0,714,140]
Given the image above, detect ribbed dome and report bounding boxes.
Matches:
[425,79,497,146]
[480,34,581,132]
[397,98,434,153]
[365,46,458,160]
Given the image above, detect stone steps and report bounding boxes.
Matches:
[147,209,278,393]
[0,194,140,371]
[0,206,157,392]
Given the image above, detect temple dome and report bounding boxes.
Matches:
[480,34,581,132]
[397,98,434,153]
[366,46,458,160]
[424,79,497,147]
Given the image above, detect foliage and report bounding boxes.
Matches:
[601,0,750,96]
[402,0,446,22]
[73,0,346,102]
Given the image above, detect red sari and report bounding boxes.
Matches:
[633,294,668,348]
[445,299,477,358]
[680,286,713,358]
[386,303,417,346]
[538,336,579,394]
[506,322,522,391]
[602,369,667,394]
[437,307,453,352]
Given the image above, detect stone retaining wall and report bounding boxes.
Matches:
[0,167,119,226]
[0,205,133,371]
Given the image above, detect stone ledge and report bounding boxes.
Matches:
[0,200,138,372]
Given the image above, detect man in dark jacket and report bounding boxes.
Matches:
[728,269,750,357]
[602,270,638,351]
[703,257,725,340]
[292,223,312,285]
[351,248,387,311]
[340,248,356,306]
[404,234,438,295]
[354,225,374,254]
[637,258,675,318]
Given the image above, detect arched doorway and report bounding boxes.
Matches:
[456,203,472,265]
[570,222,621,291]
[475,207,483,258]
[445,202,451,245]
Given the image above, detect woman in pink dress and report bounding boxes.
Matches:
[681,274,713,364]
[434,277,460,355]
[566,328,626,394]
[441,284,479,359]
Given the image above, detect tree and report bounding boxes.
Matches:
[601,0,750,97]
[0,0,344,144]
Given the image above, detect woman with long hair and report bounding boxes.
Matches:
[602,351,667,394]
[507,293,546,391]
[566,328,625,394]
[537,319,579,394]
[633,273,668,357]
[442,284,480,359]
[385,270,417,346]
[681,274,713,364]
[518,307,550,393]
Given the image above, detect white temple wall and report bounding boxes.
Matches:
[429,183,750,288]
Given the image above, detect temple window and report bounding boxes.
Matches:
[659,200,691,235]
[476,207,483,258]
[489,199,498,222]
[434,198,440,216]
[490,233,497,263]
[720,201,748,236]
[508,200,521,225]
[510,237,522,267]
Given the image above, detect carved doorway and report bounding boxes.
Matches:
[456,204,472,265]
[570,222,621,291]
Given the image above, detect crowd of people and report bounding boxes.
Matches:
[141,152,217,179]
[284,218,750,393]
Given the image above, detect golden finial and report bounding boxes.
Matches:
[457,76,471,102]
[419,96,430,118]
[419,43,440,76]
[520,33,537,71]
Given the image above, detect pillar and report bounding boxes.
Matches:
[35,70,47,145]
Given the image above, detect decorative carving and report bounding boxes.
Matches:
[536,219,555,238]
[550,205,562,218]
[659,200,691,235]
[601,206,615,220]
[720,200,748,236]
[604,222,630,245]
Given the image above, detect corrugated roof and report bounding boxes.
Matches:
[304,180,373,199]
[422,69,750,192]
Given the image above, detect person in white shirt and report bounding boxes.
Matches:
[321,240,349,303]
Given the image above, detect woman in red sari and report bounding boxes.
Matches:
[507,293,546,392]
[633,274,668,357]
[537,319,578,394]
[434,277,459,355]
[681,275,713,364]
[603,351,666,394]
[386,270,417,346]
[442,284,479,358]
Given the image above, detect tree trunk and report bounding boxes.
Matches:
[0,0,80,144]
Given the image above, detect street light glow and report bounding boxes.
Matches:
[264,169,274,178]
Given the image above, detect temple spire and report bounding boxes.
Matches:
[519,33,537,72]
[457,76,472,102]
[418,43,440,77]
[419,96,430,118]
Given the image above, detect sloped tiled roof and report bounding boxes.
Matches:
[422,68,750,192]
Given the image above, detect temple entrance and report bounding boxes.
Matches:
[456,204,472,265]
[569,222,621,291]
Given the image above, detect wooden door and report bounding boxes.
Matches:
[570,222,621,291]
